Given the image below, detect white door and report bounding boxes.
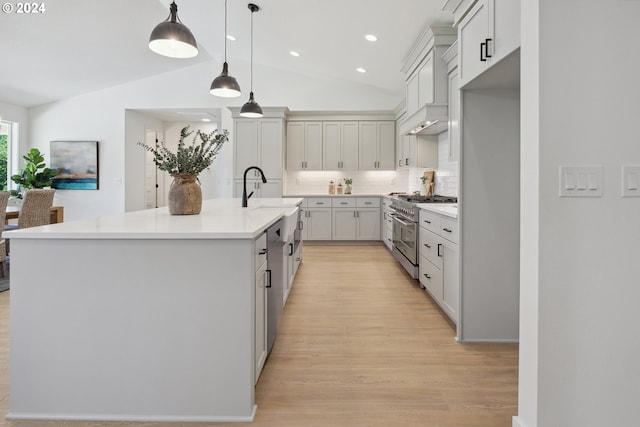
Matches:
[323,122,341,170]
[144,130,160,209]
[377,122,396,170]
[341,122,359,170]
[259,119,283,179]
[356,208,381,240]
[332,209,357,240]
[307,208,332,240]
[234,119,259,179]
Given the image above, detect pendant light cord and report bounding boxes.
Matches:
[250,7,254,91]
[224,0,228,61]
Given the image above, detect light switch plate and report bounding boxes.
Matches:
[559,166,603,197]
[622,165,640,197]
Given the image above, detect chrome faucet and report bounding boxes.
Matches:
[242,166,267,207]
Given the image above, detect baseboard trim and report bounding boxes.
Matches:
[458,338,520,343]
[6,405,257,423]
[303,240,383,246]
[512,415,527,427]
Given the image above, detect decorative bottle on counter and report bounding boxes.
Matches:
[336,182,343,194]
[328,180,335,194]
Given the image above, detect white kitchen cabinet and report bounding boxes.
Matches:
[444,41,461,162]
[458,0,520,88]
[254,233,268,384]
[234,118,284,180]
[286,122,323,170]
[233,180,282,198]
[300,198,332,241]
[331,197,380,240]
[323,121,359,170]
[381,197,394,250]
[418,209,459,323]
[359,121,395,170]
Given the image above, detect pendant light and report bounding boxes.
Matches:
[210,0,241,97]
[240,3,263,118]
[149,1,198,59]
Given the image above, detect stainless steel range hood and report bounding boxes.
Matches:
[400,103,449,136]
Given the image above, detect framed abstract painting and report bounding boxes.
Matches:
[50,141,99,190]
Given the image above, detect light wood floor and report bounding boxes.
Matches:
[0,245,518,427]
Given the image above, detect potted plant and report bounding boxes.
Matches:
[10,148,58,201]
[138,126,228,215]
[343,178,353,194]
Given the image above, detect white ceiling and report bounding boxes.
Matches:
[0,0,454,108]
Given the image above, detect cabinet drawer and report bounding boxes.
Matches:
[419,209,441,234]
[419,226,442,269]
[333,197,356,208]
[255,232,267,268]
[440,217,459,244]
[356,197,380,208]
[306,197,332,207]
[419,255,443,301]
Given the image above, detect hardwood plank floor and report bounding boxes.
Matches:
[0,245,518,426]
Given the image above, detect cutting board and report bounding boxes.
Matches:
[423,171,435,196]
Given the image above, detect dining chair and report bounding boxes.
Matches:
[17,189,56,229]
[0,191,10,277]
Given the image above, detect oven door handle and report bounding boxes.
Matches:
[392,215,413,227]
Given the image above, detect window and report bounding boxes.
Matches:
[0,119,17,192]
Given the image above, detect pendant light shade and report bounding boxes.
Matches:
[149,1,198,59]
[240,3,263,118]
[210,0,241,97]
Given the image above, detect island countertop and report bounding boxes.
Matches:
[5,198,303,240]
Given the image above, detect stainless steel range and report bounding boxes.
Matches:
[390,195,457,278]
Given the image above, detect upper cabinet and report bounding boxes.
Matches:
[443,41,460,162]
[286,121,323,171]
[286,112,396,172]
[323,121,359,170]
[457,0,521,88]
[359,121,395,170]
[230,108,287,180]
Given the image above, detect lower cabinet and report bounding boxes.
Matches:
[254,233,268,384]
[331,198,380,240]
[418,209,459,323]
[381,197,393,250]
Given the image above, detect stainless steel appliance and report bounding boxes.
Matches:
[390,195,457,278]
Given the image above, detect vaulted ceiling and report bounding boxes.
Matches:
[0,0,454,108]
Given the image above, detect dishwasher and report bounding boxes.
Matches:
[266,220,285,355]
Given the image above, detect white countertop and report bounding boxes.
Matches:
[417,203,458,219]
[5,198,303,240]
[285,193,389,198]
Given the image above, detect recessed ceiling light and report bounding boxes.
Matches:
[365,34,378,42]
[357,67,367,73]
[201,118,211,122]
[289,51,300,57]
[226,35,236,41]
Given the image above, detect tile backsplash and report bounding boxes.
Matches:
[284,131,458,196]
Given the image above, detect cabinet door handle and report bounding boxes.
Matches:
[443,228,452,233]
[399,159,402,167]
[298,220,304,230]
[405,158,409,166]
[316,202,324,205]
[266,269,272,288]
[480,41,487,61]
[424,273,431,280]
[289,243,294,256]
[437,243,443,257]
[365,202,372,205]
[353,211,356,218]
[259,249,267,255]
[424,243,431,249]
[485,38,492,58]
[424,219,431,224]
[341,202,348,205]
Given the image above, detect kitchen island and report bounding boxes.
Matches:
[6,198,302,423]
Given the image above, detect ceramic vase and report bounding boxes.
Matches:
[168,173,202,215]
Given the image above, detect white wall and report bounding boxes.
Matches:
[518,1,640,426]
[28,60,400,221]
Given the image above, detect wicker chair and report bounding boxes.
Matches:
[0,191,9,277]
[17,189,56,229]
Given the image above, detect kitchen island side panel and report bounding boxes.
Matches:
[9,238,256,422]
